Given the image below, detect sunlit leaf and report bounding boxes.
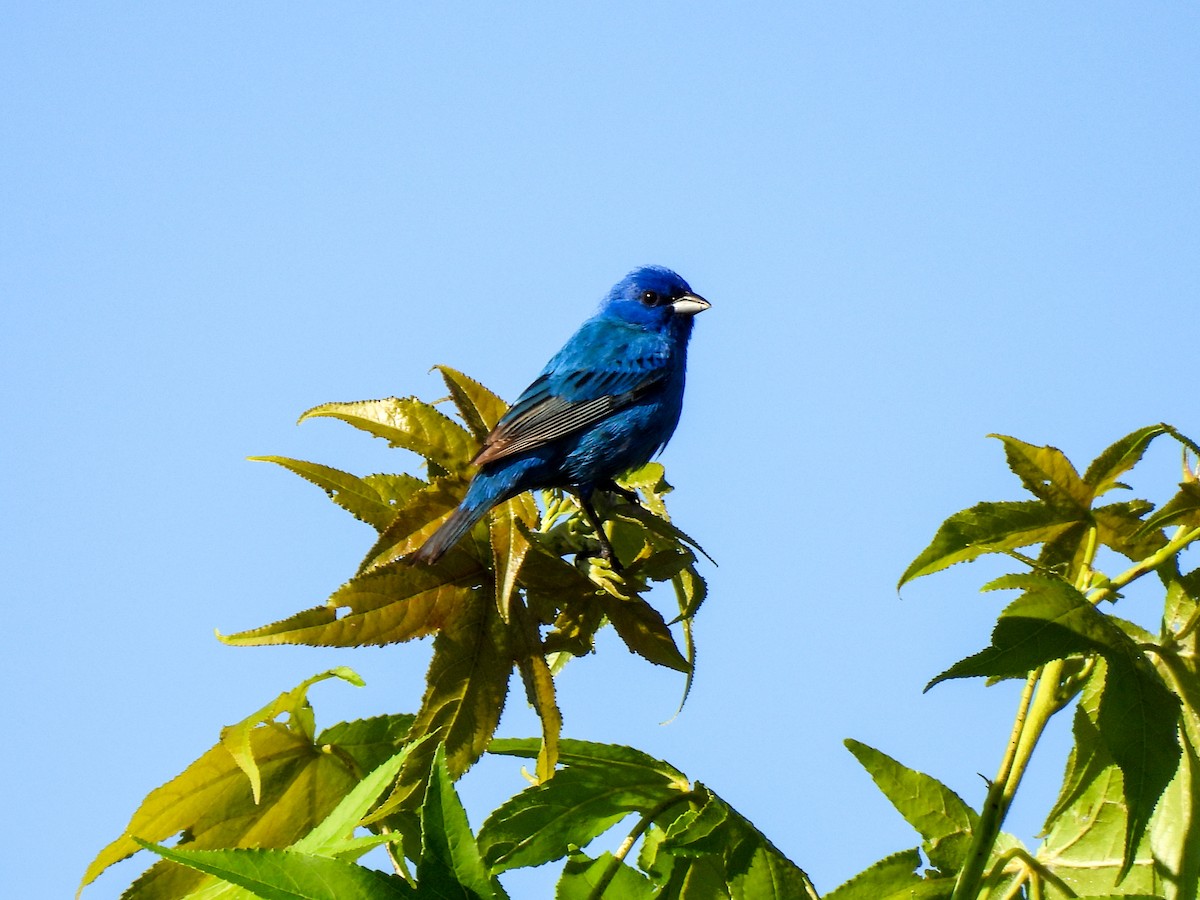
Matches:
[300,397,475,472]
[598,591,690,673]
[1136,482,1200,537]
[844,740,976,873]
[358,478,474,574]
[1093,500,1166,562]
[929,576,1181,872]
[479,740,689,871]
[134,841,413,900]
[821,849,922,900]
[490,494,537,621]
[434,365,508,440]
[1037,661,1166,896]
[991,434,1091,509]
[375,586,512,821]
[251,457,423,532]
[80,701,390,898]
[221,669,363,802]
[556,850,655,900]
[417,745,506,899]
[899,501,1083,588]
[219,565,479,648]
[1084,424,1169,499]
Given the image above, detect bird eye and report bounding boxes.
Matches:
[640,290,661,306]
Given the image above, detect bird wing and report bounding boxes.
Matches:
[472,325,670,467]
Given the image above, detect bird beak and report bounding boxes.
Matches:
[671,293,711,316]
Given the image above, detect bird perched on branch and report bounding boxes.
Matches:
[412,265,710,569]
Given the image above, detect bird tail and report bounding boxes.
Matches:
[410,499,489,565]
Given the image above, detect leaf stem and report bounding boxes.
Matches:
[952,659,1067,900]
[1087,525,1200,605]
[587,791,699,900]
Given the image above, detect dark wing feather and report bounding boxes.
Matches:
[472,367,664,467]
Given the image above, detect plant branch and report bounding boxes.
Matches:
[1087,525,1200,605]
[588,791,699,900]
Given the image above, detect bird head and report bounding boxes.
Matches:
[600,266,711,333]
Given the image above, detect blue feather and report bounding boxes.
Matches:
[411,266,709,566]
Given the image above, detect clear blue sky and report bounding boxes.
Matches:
[3,5,1198,898]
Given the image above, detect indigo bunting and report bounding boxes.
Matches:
[412,265,710,568]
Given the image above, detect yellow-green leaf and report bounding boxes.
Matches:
[220,669,363,802]
[300,398,475,472]
[434,365,509,439]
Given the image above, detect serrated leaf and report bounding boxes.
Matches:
[490,495,537,621]
[417,745,504,899]
[822,848,922,900]
[1038,661,1166,897]
[1094,501,1166,562]
[556,850,655,900]
[81,721,367,898]
[1137,482,1200,537]
[926,574,1181,867]
[598,592,690,673]
[251,457,421,532]
[992,434,1092,508]
[844,740,977,872]
[221,669,363,802]
[511,602,561,783]
[358,479,475,574]
[292,745,416,857]
[899,501,1082,588]
[134,842,414,900]
[375,587,512,822]
[1084,425,1169,498]
[219,566,478,648]
[729,842,819,900]
[434,365,508,440]
[487,738,687,784]
[478,764,675,872]
[300,398,475,473]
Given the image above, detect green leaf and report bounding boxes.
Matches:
[80,681,375,898]
[376,587,512,821]
[511,601,562,783]
[555,851,656,900]
[315,714,416,777]
[219,566,479,648]
[300,397,475,473]
[1037,661,1167,897]
[822,849,922,900]
[926,574,1181,868]
[1083,424,1169,498]
[251,457,422,532]
[655,785,816,900]
[1094,500,1166,562]
[728,842,819,900]
[476,764,682,872]
[293,745,417,857]
[434,365,508,440]
[134,842,414,900]
[991,434,1092,508]
[221,669,364,802]
[490,495,537,622]
[843,740,976,872]
[486,738,688,785]
[598,592,691,673]
[358,479,475,574]
[899,501,1082,588]
[1137,481,1200,537]
[417,745,505,900]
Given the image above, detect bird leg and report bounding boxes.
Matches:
[596,478,641,506]
[571,489,623,572]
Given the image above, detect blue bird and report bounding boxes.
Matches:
[412,265,710,569]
